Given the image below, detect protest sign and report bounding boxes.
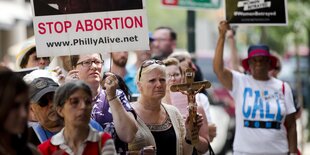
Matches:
[162,0,221,9]
[31,0,149,57]
[225,0,288,26]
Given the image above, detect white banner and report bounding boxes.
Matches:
[31,0,149,57]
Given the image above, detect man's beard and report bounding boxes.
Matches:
[151,51,171,60]
[152,48,173,60]
[113,58,127,67]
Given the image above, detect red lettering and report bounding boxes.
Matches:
[124,17,133,28]
[134,16,143,28]
[120,17,124,29]
[85,20,93,31]
[46,22,54,34]
[76,20,85,32]
[38,23,46,34]
[64,21,72,32]
[104,18,113,30]
[94,19,103,30]
[54,21,64,33]
[112,17,120,29]
[38,21,72,34]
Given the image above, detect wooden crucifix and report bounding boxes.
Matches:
[170,68,211,145]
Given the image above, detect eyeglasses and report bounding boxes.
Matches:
[167,73,181,79]
[152,38,171,43]
[68,97,92,107]
[38,93,54,107]
[138,59,164,81]
[77,59,103,68]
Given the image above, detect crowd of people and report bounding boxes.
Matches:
[0,20,299,155]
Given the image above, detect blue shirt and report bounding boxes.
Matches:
[124,71,139,94]
[125,65,139,94]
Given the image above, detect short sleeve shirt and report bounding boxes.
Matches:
[91,88,133,154]
[230,70,296,154]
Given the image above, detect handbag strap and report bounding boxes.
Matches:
[282,81,285,95]
[207,139,215,155]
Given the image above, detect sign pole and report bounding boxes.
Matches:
[187,10,196,54]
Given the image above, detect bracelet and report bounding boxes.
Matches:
[140,147,144,155]
[108,95,117,102]
[185,137,192,145]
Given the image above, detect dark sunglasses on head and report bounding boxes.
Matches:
[38,93,54,107]
[138,59,164,81]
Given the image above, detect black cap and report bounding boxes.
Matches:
[29,77,59,102]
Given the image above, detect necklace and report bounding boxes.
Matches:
[146,116,172,132]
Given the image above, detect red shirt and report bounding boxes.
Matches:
[38,128,113,155]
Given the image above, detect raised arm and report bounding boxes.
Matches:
[227,29,242,72]
[105,73,138,143]
[213,21,233,91]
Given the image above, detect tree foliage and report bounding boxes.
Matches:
[247,0,310,54]
[146,1,187,49]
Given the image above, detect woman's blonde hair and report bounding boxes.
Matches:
[168,50,192,60]
[163,57,179,66]
[135,60,166,83]
[163,57,183,76]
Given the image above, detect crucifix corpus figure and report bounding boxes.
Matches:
[170,68,211,145]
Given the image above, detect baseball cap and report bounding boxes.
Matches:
[29,77,59,103]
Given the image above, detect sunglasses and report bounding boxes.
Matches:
[38,93,54,107]
[138,59,164,81]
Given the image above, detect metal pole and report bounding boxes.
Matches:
[187,10,196,55]
[307,28,310,106]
